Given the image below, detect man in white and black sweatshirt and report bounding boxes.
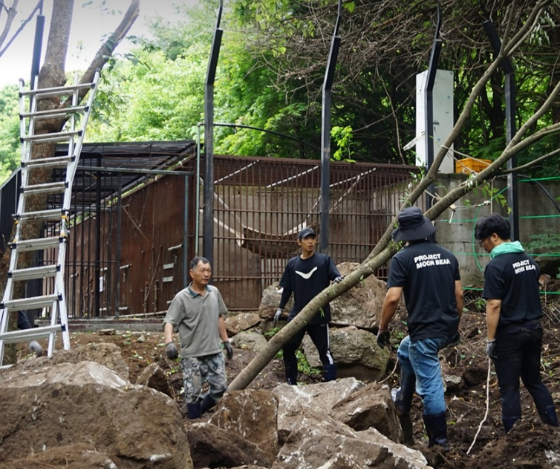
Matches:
[274,227,343,385]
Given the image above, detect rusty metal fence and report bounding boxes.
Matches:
[184,155,418,310]
[1,144,419,317]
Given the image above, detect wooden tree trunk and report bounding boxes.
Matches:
[0,0,139,364]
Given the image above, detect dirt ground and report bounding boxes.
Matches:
[17,290,560,469]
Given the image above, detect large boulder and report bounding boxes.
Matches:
[2,341,130,381]
[185,421,270,469]
[0,443,117,469]
[272,415,429,469]
[259,282,293,321]
[330,382,403,443]
[225,312,262,335]
[272,377,366,444]
[210,388,279,465]
[302,326,390,380]
[331,262,387,329]
[232,330,269,353]
[0,361,192,469]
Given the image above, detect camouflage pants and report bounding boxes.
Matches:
[180,352,228,404]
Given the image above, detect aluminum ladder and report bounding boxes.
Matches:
[0,72,100,365]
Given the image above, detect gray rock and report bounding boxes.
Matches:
[330,382,403,443]
[186,422,270,469]
[272,414,429,469]
[303,326,390,380]
[225,312,262,335]
[0,361,192,469]
[210,389,279,465]
[232,331,269,353]
[331,262,388,329]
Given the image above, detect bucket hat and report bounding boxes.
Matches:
[391,207,436,242]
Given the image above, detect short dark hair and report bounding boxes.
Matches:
[190,256,210,270]
[475,214,511,241]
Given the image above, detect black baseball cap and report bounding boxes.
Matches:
[298,227,316,239]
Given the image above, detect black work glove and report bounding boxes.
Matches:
[486,339,496,358]
[224,340,234,360]
[273,308,283,327]
[377,328,390,349]
[166,342,178,360]
[333,276,344,283]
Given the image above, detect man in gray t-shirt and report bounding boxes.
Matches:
[163,256,233,419]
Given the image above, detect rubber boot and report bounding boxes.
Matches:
[285,358,298,385]
[422,412,449,450]
[398,413,415,446]
[392,369,416,446]
[186,401,202,419]
[540,405,559,427]
[392,369,416,415]
[200,394,216,415]
[502,416,518,433]
[324,363,337,382]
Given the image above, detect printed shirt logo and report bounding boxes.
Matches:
[296,266,318,279]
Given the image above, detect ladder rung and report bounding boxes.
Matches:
[20,82,94,98]
[0,324,65,344]
[9,236,65,252]
[22,181,68,196]
[16,209,66,222]
[9,264,60,281]
[21,130,81,144]
[20,106,88,119]
[1,294,61,312]
[21,155,74,169]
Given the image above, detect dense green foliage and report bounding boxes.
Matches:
[0,85,19,183]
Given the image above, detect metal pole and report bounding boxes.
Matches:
[114,173,122,319]
[94,158,102,317]
[483,20,519,240]
[183,176,189,288]
[30,1,44,90]
[319,0,342,253]
[424,2,442,242]
[196,123,202,255]
[203,1,224,269]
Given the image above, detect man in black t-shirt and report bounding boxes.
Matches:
[274,227,343,385]
[377,207,463,449]
[476,214,558,433]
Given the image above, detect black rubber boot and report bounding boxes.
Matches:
[422,412,449,450]
[324,363,337,382]
[502,416,518,433]
[186,401,202,419]
[540,405,559,427]
[285,359,298,385]
[200,394,216,415]
[398,413,415,446]
[392,368,416,415]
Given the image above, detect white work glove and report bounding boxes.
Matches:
[333,276,344,283]
[273,308,283,327]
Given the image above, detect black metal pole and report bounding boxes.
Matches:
[183,176,189,288]
[30,1,45,90]
[483,20,519,240]
[114,173,122,319]
[94,158,102,317]
[319,0,342,253]
[203,0,223,268]
[424,3,442,242]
